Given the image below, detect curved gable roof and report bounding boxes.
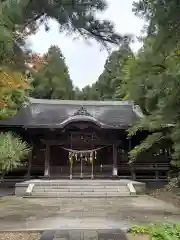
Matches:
[0,98,143,129]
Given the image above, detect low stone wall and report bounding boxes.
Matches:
[15,181,29,196]
[132,181,146,194]
[1,179,25,188]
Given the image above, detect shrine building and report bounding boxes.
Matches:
[0,98,171,181]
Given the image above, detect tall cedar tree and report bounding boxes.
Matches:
[119,1,180,169]
[75,43,133,100]
[30,46,74,99]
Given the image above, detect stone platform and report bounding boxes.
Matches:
[15,179,146,198]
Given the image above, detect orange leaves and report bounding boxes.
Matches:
[27,53,45,72]
[0,67,27,90]
[0,67,28,111]
[0,100,8,108]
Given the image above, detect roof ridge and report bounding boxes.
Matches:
[28,97,134,106]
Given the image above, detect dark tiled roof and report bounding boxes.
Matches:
[0,98,143,129]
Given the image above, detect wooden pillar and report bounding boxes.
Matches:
[155,170,159,179]
[155,163,159,179]
[128,136,136,180]
[112,144,118,177]
[128,137,132,151]
[44,144,50,178]
[27,146,33,179]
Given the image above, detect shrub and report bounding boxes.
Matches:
[130,223,180,240]
[165,174,180,191]
[0,132,31,177]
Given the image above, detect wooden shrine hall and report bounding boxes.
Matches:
[0,98,171,181]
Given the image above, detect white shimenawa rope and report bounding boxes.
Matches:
[61,146,105,154]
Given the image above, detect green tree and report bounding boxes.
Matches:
[1,0,124,48]
[77,43,134,101]
[19,0,124,45]
[75,85,101,100]
[118,36,180,169]
[0,0,126,118]
[0,0,31,120]
[30,46,74,99]
[120,1,180,168]
[133,0,180,54]
[127,44,180,168]
[96,43,133,100]
[0,132,30,179]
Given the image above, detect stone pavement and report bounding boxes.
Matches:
[40,229,127,240]
[0,195,179,231]
[0,188,13,197]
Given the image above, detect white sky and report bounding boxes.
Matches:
[29,0,144,89]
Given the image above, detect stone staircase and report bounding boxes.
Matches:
[24,180,134,198]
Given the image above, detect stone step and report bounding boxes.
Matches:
[32,181,127,186]
[32,189,129,193]
[33,186,129,189]
[23,180,135,198]
[33,187,129,192]
[34,184,127,187]
[26,192,132,198]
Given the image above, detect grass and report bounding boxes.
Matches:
[129,223,180,240]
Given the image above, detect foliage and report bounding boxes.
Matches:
[128,132,165,163]
[165,173,180,191]
[1,0,126,46]
[0,0,125,119]
[0,0,31,120]
[74,85,101,100]
[75,43,133,100]
[95,43,133,100]
[19,0,125,45]
[130,223,180,240]
[30,46,74,99]
[115,5,180,167]
[0,132,31,176]
[0,66,29,120]
[0,0,30,68]
[133,0,180,54]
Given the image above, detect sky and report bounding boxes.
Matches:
[29,0,144,89]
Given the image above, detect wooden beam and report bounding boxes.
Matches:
[41,139,122,146]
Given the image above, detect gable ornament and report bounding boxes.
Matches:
[73,106,92,116]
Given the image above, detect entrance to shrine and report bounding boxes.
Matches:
[49,125,115,179]
[68,150,95,179]
[50,144,113,179]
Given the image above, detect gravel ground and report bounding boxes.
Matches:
[148,188,180,207]
[0,232,40,240]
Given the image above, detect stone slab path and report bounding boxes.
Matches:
[40,229,127,240]
[0,195,179,231]
[0,188,13,197]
